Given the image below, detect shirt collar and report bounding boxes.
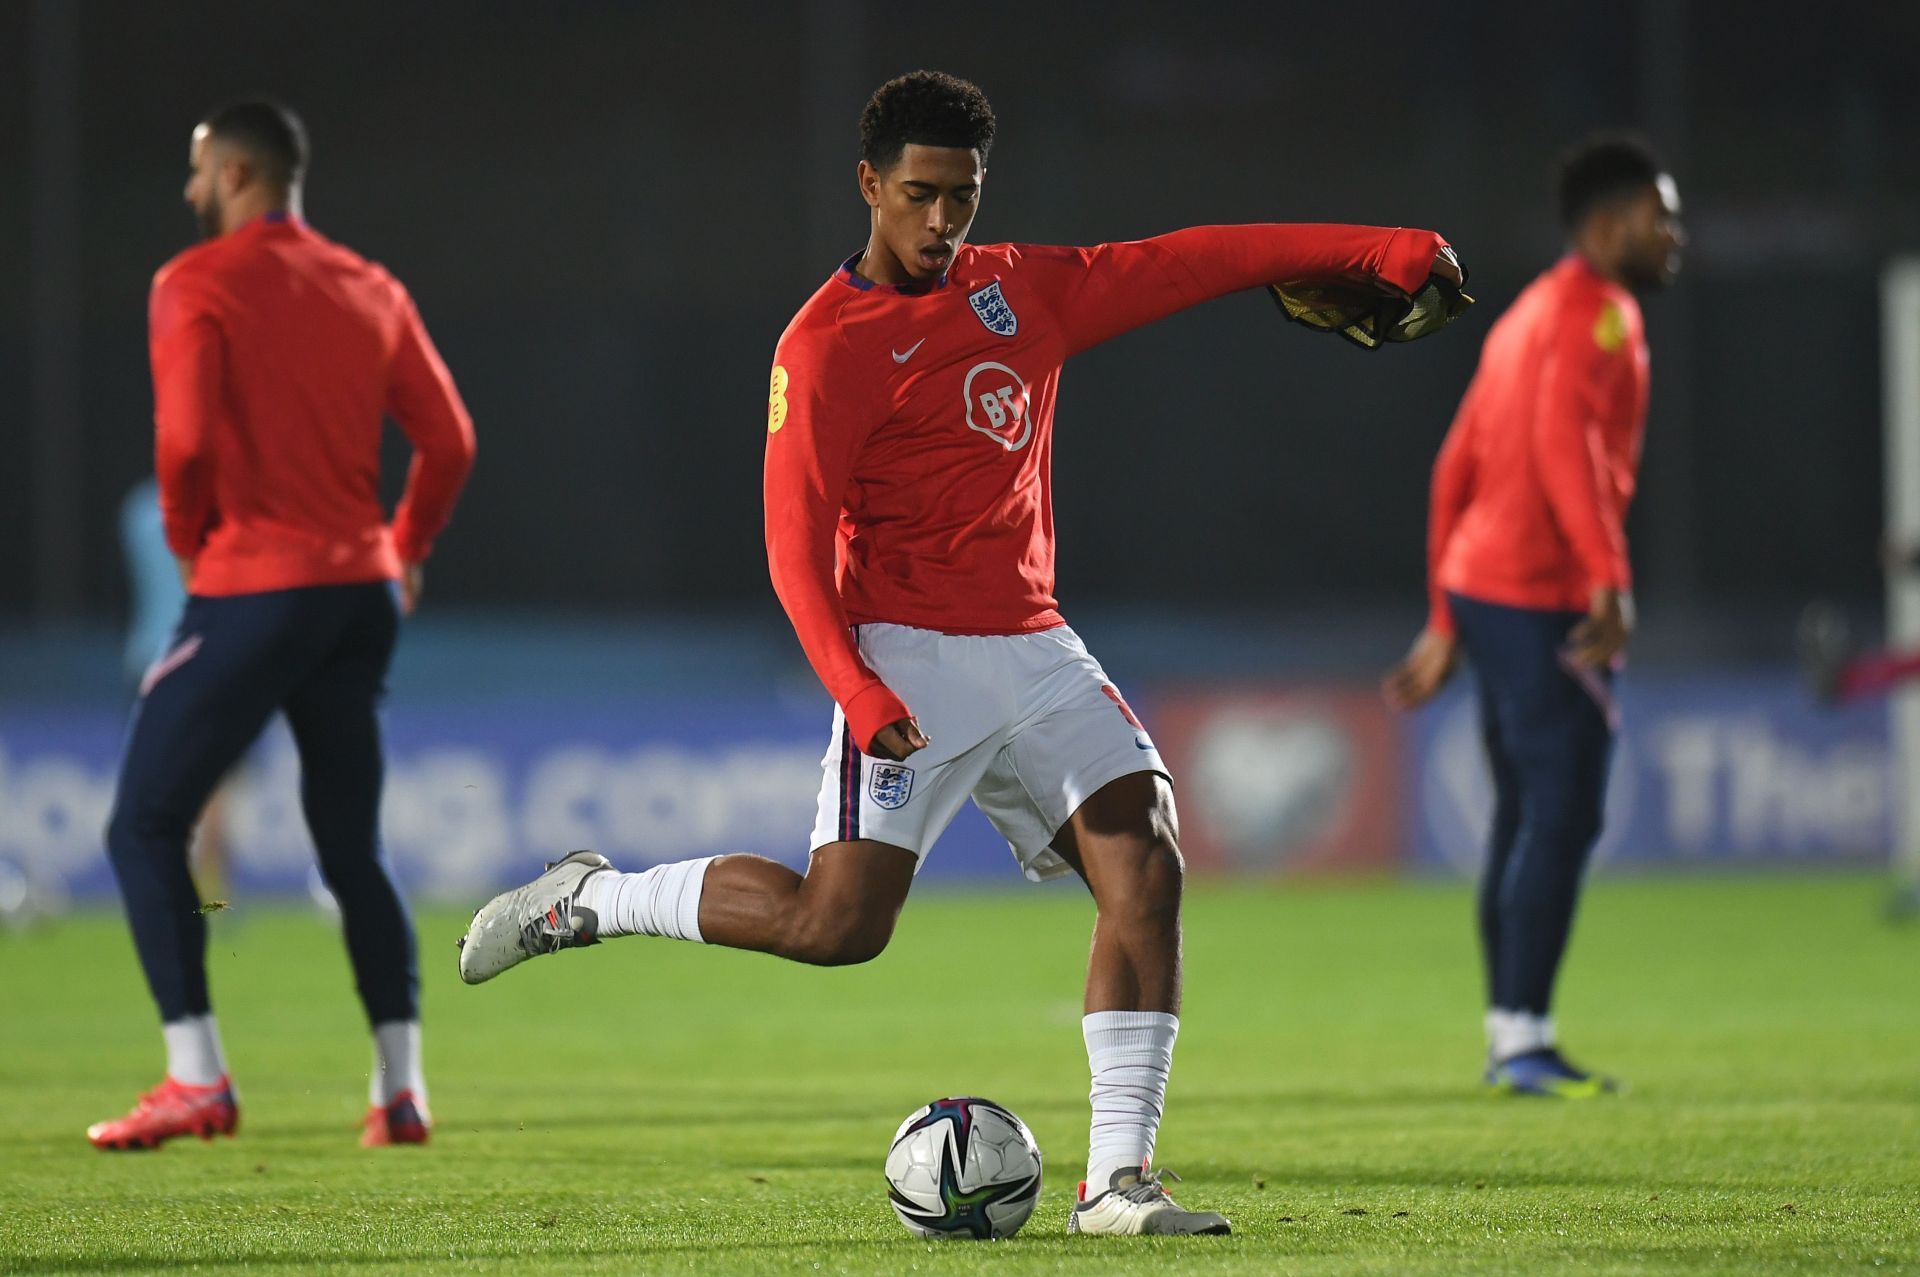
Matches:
[237,209,299,235]
[1561,252,1610,287]
[833,250,951,295]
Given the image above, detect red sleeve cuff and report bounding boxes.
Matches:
[1378,228,1450,297]
[391,526,430,564]
[1584,555,1632,594]
[162,517,204,560]
[843,681,911,755]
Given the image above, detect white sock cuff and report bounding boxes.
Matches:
[597,856,716,942]
[1083,1010,1179,1056]
[664,856,715,943]
[1486,1008,1555,1058]
[162,1013,227,1086]
[370,1019,426,1107]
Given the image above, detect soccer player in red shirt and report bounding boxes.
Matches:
[1799,597,1920,704]
[1383,136,1684,1097]
[462,71,1462,1233]
[89,101,475,1150]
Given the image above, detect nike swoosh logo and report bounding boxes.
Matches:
[140,634,204,697]
[891,339,927,364]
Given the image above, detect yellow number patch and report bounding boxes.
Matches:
[1592,301,1627,354]
[768,365,790,434]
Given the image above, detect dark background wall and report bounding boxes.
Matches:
[4,1,1916,633]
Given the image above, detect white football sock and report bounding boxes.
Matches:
[1084,1010,1178,1192]
[1486,1008,1555,1060]
[370,1020,427,1107]
[162,1013,227,1086]
[574,857,715,941]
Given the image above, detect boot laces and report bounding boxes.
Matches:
[518,894,592,955]
[1115,1166,1184,1206]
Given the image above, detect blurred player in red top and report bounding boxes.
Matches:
[1798,594,1920,705]
[90,101,475,1151]
[462,71,1464,1235]
[1384,135,1683,1097]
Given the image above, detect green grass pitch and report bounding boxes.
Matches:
[1,873,1916,1275]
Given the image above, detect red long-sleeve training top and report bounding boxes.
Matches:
[149,213,476,596]
[1425,254,1650,635]
[765,223,1451,750]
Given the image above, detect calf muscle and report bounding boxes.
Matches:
[695,840,917,967]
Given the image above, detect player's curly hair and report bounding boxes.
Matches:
[1556,133,1664,229]
[860,71,995,171]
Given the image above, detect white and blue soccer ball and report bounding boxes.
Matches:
[0,855,67,932]
[884,1096,1043,1240]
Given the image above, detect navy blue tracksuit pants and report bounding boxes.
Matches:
[1449,592,1616,1018]
[106,581,417,1027]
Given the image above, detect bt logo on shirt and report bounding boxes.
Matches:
[962,361,1031,451]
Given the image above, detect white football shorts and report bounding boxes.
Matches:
[808,622,1170,881]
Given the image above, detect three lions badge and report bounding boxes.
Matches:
[968,281,1018,337]
[869,763,915,810]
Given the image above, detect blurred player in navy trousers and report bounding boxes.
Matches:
[122,475,235,900]
[1384,136,1684,1096]
[90,101,475,1150]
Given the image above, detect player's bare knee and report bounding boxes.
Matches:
[1138,839,1185,915]
[826,926,893,966]
[786,905,895,966]
[798,929,891,967]
[1094,837,1185,928]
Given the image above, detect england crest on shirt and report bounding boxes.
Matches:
[869,762,915,810]
[968,281,1018,337]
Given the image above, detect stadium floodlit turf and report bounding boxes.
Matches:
[1,873,1915,1275]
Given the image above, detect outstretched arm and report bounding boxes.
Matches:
[764,335,918,757]
[1020,223,1457,357]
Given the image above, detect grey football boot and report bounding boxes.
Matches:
[458,851,613,984]
[1069,1164,1231,1236]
